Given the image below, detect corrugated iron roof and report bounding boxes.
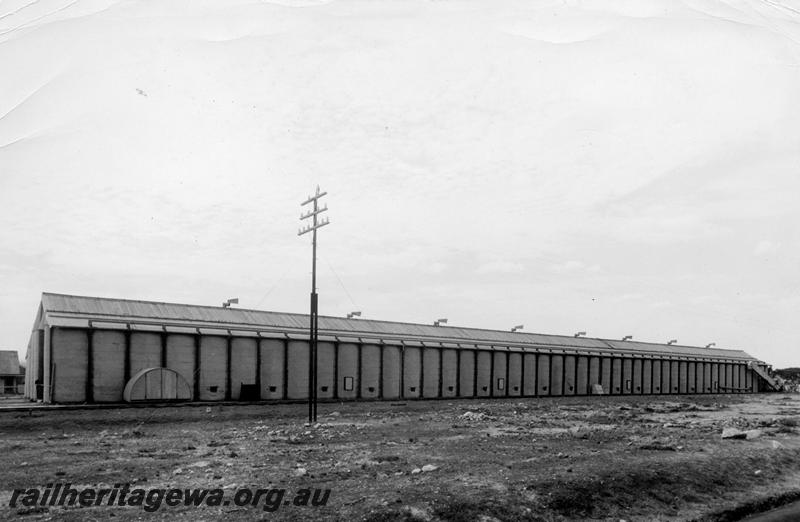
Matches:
[602,339,742,359]
[40,293,756,361]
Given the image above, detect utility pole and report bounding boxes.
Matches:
[298,186,329,423]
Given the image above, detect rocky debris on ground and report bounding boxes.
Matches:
[460,411,489,421]
[644,402,727,413]
[400,506,432,521]
[409,464,439,474]
[9,394,800,522]
[639,443,677,451]
[721,428,746,439]
[721,428,762,440]
[374,455,401,462]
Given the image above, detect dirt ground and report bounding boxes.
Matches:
[0,394,799,521]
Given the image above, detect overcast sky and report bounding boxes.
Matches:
[1,0,798,367]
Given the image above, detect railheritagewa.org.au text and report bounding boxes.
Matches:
[9,483,331,512]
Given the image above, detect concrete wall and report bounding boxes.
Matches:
[403,347,421,398]
[678,361,688,394]
[130,332,161,377]
[316,341,336,399]
[492,351,507,397]
[51,328,87,403]
[589,357,601,392]
[703,362,712,393]
[422,347,440,398]
[476,351,492,397]
[382,345,401,399]
[601,357,612,394]
[622,359,632,395]
[633,359,643,394]
[459,350,475,397]
[663,361,674,394]
[563,355,576,396]
[441,349,458,397]
[577,356,589,395]
[92,330,126,402]
[361,344,381,399]
[40,326,764,404]
[611,358,622,394]
[652,360,662,393]
[198,336,226,401]
[688,362,697,393]
[166,334,196,398]
[523,353,537,396]
[508,353,522,396]
[286,340,309,399]
[551,355,564,396]
[261,339,284,400]
[642,359,652,394]
[538,354,550,395]
[24,329,43,400]
[230,338,257,400]
[338,343,359,399]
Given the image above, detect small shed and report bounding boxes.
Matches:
[0,351,24,394]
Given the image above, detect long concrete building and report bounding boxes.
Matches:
[24,293,778,404]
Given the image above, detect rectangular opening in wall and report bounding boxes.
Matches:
[321,386,328,392]
[269,386,277,392]
[209,386,218,393]
[513,386,519,391]
[409,386,416,392]
[343,377,354,391]
[368,387,375,393]
[447,386,454,391]
[497,378,505,390]
[240,384,259,401]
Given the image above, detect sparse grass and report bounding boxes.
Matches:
[364,510,431,522]
[697,490,800,522]
[533,450,800,519]
[431,495,538,522]
[365,492,548,522]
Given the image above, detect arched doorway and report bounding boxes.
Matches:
[123,367,192,402]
